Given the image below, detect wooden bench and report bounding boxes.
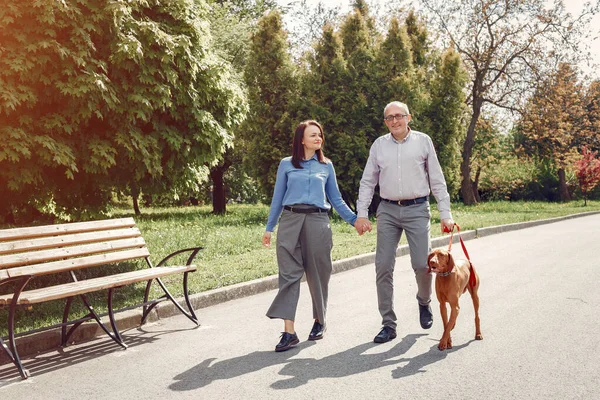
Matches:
[0,217,201,379]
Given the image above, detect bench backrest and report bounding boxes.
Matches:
[0,218,150,280]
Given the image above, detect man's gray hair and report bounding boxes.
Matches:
[383,101,410,118]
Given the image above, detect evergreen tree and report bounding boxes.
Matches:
[242,10,297,199]
[330,8,379,208]
[298,23,368,210]
[404,10,429,68]
[424,48,468,198]
[372,17,418,124]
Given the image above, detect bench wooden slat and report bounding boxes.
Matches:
[0,228,142,256]
[0,218,136,242]
[5,247,151,278]
[0,237,147,268]
[0,265,197,305]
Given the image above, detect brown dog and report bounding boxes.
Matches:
[427,249,483,350]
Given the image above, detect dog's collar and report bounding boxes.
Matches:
[435,270,453,277]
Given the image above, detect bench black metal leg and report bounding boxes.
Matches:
[1,336,30,379]
[182,272,197,322]
[154,276,198,325]
[141,280,162,325]
[7,303,30,379]
[107,288,126,346]
[4,277,32,379]
[61,297,78,346]
[78,294,127,349]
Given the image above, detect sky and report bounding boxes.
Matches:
[278,0,600,79]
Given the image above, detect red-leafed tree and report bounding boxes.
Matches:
[574,146,600,206]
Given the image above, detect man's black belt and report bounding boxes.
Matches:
[284,205,328,214]
[380,196,428,207]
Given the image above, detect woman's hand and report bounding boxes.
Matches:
[354,217,372,235]
[262,231,272,247]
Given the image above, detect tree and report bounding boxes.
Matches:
[424,48,468,198]
[0,0,245,221]
[242,10,297,199]
[404,10,429,68]
[574,146,600,206]
[333,7,379,209]
[584,80,600,152]
[422,0,599,204]
[373,12,466,199]
[205,0,279,213]
[517,63,587,201]
[296,22,368,210]
[470,115,505,201]
[373,17,415,110]
[295,7,468,209]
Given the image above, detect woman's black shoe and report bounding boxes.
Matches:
[275,332,299,352]
[308,321,325,340]
[373,326,397,343]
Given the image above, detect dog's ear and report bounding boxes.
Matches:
[445,251,455,271]
[427,252,435,266]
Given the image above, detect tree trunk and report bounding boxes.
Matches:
[210,160,232,215]
[557,168,571,202]
[473,167,481,202]
[460,104,481,205]
[131,184,141,215]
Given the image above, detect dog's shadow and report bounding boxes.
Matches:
[391,339,477,379]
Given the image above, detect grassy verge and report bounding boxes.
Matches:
[2,200,599,336]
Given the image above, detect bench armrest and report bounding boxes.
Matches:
[155,246,203,267]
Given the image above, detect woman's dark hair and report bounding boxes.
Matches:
[291,120,328,169]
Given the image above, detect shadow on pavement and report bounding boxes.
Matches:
[169,340,317,391]
[271,334,427,389]
[0,332,159,384]
[170,333,448,391]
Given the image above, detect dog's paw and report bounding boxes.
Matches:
[475,333,483,340]
[438,337,452,351]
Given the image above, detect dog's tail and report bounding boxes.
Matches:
[468,262,477,288]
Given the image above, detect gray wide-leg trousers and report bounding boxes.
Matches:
[375,201,432,330]
[266,208,333,324]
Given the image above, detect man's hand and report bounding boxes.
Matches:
[262,231,272,247]
[441,218,455,234]
[354,217,372,236]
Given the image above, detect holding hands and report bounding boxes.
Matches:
[354,217,372,236]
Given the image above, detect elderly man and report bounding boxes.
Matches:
[354,101,454,343]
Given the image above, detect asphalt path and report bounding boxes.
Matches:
[1,214,599,399]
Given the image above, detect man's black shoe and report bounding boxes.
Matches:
[308,321,325,341]
[419,304,433,329]
[275,332,299,352]
[373,326,397,343]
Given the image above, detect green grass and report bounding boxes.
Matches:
[2,200,600,336]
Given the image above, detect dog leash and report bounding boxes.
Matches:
[445,223,471,260]
[445,223,477,288]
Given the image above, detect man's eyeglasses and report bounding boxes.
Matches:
[384,114,409,122]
